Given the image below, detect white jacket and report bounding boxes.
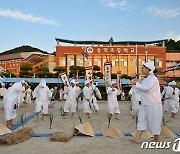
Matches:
[135,73,161,105]
[4,82,25,106]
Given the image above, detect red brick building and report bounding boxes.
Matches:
[0,52,49,76]
[55,38,167,76]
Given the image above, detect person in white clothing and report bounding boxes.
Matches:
[3,80,27,128]
[63,80,78,119]
[63,85,68,101]
[107,81,121,120]
[166,81,180,118]
[75,82,82,111]
[161,82,170,112]
[33,79,52,122]
[90,82,102,114]
[121,90,125,101]
[83,80,92,118]
[0,83,7,109]
[59,88,64,101]
[129,79,141,118]
[130,61,162,143]
[25,85,32,104]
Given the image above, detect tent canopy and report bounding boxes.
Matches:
[2,78,131,85]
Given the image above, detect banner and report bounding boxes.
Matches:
[60,73,69,86]
[76,70,79,82]
[104,62,112,87]
[116,72,121,89]
[85,66,93,83]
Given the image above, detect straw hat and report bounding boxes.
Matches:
[104,125,123,137]
[160,126,176,138]
[75,122,94,137]
[0,123,12,135]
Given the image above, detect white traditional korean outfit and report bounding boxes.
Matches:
[166,86,180,113]
[121,91,125,101]
[135,73,162,135]
[161,85,170,112]
[25,87,32,104]
[107,87,121,114]
[90,85,102,111]
[63,85,68,100]
[76,86,82,107]
[33,80,52,114]
[83,86,92,113]
[64,86,78,113]
[59,89,64,100]
[3,82,25,121]
[129,85,140,116]
[0,86,7,109]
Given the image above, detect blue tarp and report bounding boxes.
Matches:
[2,78,130,85]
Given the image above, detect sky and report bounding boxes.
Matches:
[0,0,180,53]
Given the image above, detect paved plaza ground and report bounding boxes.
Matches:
[0,101,179,154]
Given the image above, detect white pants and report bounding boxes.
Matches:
[64,99,77,113]
[91,97,99,111]
[0,99,4,109]
[35,102,48,114]
[83,99,92,114]
[164,99,170,112]
[137,104,162,135]
[169,100,179,113]
[4,98,16,121]
[107,101,120,114]
[26,94,32,104]
[131,101,140,116]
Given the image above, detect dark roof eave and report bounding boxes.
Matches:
[55,38,168,45]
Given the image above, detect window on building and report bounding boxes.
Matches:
[148,56,154,62]
[0,61,5,64]
[87,56,92,66]
[59,57,65,66]
[112,57,119,66]
[76,55,83,66]
[120,58,127,66]
[138,56,145,66]
[94,56,101,66]
[68,58,74,66]
[130,56,137,66]
[94,59,101,66]
[157,59,162,67]
[103,58,108,65]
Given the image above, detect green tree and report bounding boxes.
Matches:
[121,74,131,79]
[95,72,103,79]
[69,65,85,78]
[36,72,54,78]
[2,71,16,78]
[93,65,100,72]
[19,63,33,77]
[37,66,49,72]
[111,73,117,79]
[166,39,176,50]
[53,66,66,73]
[20,63,32,71]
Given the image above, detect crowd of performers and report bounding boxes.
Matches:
[0,61,179,143]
